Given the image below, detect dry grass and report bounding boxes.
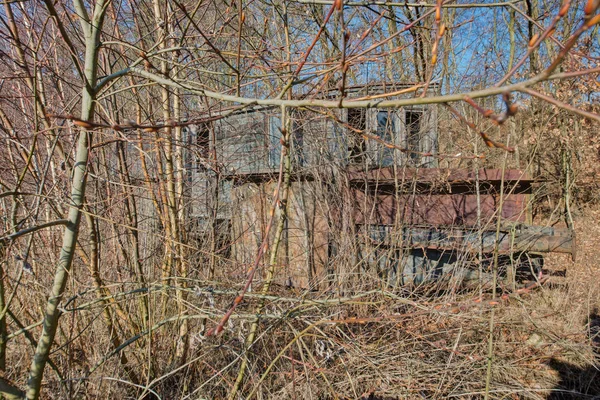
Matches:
[4,209,599,400]
[186,206,599,400]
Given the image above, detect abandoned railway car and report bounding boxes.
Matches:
[183,84,574,289]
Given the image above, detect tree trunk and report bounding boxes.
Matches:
[24,1,107,398]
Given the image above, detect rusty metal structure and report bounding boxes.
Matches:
[185,84,574,289]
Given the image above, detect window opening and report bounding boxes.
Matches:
[376,111,395,166]
[292,119,305,167]
[405,111,422,165]
[194,123,210,171]
[347,109,366,163]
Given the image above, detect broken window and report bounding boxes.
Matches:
[347,109,366,163]
[197,123,210,158]
[376,111,395,166]
[189,123,210,172]
[405,110,422,165]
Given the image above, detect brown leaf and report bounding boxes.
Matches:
[73,119,94,129]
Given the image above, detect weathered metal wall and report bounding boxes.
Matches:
[230,180,330,289]
[227,167,568,289]
[348,168,532,226]
[215,111,271,174]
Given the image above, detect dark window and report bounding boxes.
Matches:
[347,109,366,163]
[197,123,210,158]
[292,119,305,167]
[189,123,210,172]
[405,111,422,165]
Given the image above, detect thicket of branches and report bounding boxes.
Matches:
[0,0,599,398]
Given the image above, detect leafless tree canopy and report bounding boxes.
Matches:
[0,0,599,398]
